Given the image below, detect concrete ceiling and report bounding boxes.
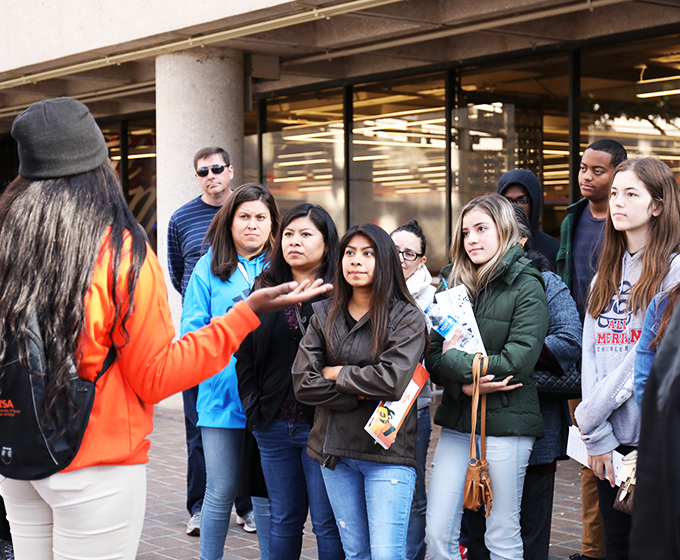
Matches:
[2,0,680,132]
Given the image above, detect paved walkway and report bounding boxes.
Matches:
[138,403,584,560]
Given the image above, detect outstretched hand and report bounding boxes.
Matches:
[244,278,333,316]
[462,374,522,396]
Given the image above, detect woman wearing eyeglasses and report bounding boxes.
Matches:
[391,220,435,560]
[181,183,279,560]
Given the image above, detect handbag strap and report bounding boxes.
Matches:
[479,357,488,460]
[468,353,489,462]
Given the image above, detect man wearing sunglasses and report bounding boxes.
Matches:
[167,146,234,537]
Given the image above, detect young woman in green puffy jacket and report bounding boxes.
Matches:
[425,194,548,560]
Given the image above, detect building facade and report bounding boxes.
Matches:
[2,0,680,322]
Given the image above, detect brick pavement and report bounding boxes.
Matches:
[139,402,584,560]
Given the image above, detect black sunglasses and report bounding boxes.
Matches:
[196,164,227,177]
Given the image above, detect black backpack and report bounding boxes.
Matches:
[0,313,116,480]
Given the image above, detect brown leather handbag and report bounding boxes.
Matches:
[463,352,494,518]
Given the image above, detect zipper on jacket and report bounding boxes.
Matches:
[321,409,334,462]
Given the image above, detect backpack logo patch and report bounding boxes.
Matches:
[0,400,18,416]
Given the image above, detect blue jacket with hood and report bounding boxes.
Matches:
[181,249,266,429]
[497,169,560,269]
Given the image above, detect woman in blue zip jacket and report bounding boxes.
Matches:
[181,183,279,560]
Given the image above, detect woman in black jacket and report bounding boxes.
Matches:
[235,204,343,560]
[293,223,427,560]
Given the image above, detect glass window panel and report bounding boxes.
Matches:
[351,73,448,274]
[262,89,346,231]
[460,55,570,237]
[102,117,157,251]
[581,33,680,176]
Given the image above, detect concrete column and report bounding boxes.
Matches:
[156,46,244,334]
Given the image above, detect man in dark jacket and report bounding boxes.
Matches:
[497,169,559,269]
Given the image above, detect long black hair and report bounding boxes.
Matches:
[206,183,280,282]
[255,203,338,289]
[327,223,415,357]
[0,162,147,425]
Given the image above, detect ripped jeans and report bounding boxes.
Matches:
[321,457,415,560]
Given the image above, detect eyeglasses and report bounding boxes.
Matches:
[196,164,227,178]
[398,250,423,262]
[505,195,531,207]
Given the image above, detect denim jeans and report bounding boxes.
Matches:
[199,427,245,560]
[254,420,343,560]
[182,385,206,516]
[465,470,556,560]
[426,427,534,560]
[322,457,415,560]
[406,406,432,560]
[252,496,271,560]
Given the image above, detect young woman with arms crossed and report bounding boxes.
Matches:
[181,183,279,560]
[293,223,427,560]
[575,157,680,560]
[425,194,548,560]
[235,204,343,560]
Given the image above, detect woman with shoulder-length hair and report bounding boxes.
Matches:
[292,223,427,560]
[425,194,548,560]
[0,98,329,560]
[236,203,343,560]
[181,182,280,560]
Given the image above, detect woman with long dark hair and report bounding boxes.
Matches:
[0,98,329,560]
[236,203,343,560]
[181,183,279,560]
[293,223,427,560]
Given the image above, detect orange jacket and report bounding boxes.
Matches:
[64,234,259,472]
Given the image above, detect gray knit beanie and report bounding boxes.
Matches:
[11,97,109,180]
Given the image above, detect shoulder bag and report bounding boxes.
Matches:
[463,352,494,517]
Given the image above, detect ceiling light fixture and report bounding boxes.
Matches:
[636,75,680,98]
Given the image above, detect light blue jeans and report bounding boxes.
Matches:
[426,427,534,560]
[322,457,415,560]
[199,427,270,560]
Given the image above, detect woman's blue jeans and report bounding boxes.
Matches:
[253,420,343,560]
[426,427,534,560]
[322,457,416,560]
[199,427,270,560]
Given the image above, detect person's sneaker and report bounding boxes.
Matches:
[186,511,201,536]
[569,554,605,560]
[236,510,257,533]
[459,545,468,559]
[0,538,14,560]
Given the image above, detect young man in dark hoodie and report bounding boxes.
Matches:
[497,169,560,269]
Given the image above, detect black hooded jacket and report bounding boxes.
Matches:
[497,169,559,269]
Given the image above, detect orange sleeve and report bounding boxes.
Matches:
[80,235,260,405]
